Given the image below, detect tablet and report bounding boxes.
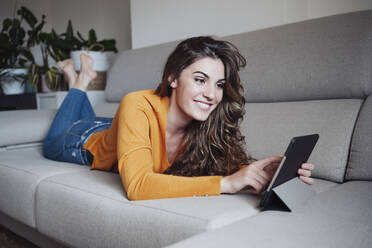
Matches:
[259,134,319,208]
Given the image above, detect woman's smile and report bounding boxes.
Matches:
[194,100,213,111]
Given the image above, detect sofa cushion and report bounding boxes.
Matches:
[241,99,362,183]
[223,10,372,102]
[166,181,372,248]
[93,102,118,117]
[0,109,56,147]
[346,95,372,181]
[0,146,87,228]
[105,40,179,103]
[35,169,338,248]
[36,170,266,248]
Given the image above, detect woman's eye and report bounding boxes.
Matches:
[194,78,205,84]
[217,83,225,89]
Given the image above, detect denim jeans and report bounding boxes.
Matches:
[42,88,113,166]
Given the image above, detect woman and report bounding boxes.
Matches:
[43,36,314,201]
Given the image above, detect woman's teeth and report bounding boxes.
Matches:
[195,101,211,110]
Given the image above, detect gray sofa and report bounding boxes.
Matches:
[0,10,371,248]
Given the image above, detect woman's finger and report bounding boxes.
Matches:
[246,170,269,188]
[298,168,311,177]
[301,163,314,170]
[264,162,280,172]
[246,178,262,193]
[252,178,266,193]
[299,176,314,185]
[255,156,283,169]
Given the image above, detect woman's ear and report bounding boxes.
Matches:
[170,81,177,88]
[168,75,178,88]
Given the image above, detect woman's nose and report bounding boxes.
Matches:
[203,83,215,100]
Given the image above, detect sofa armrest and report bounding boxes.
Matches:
[0,109,56,147]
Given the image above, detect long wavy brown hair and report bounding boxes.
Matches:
[156,36,255,177]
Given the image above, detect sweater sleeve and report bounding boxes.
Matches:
[116,93,222,201]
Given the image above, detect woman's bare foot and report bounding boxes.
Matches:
[57,59,77,89]
[72,54,98,92]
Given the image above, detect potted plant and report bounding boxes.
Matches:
[28,19,118,92]
[0,6,43,95]
[70,25,118,90]
[28,20,79,92]
[70,27,118,72]
[28,29,70,92]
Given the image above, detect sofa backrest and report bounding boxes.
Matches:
[223,10,372,102]
[104,40,179,102]
[221,10,372,183]
[240,99,362,183]
[103,10,372,183]
[106,10,372,102]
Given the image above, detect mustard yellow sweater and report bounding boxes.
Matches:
[84,90,222,201]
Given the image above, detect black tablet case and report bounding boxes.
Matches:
[260,134,319,211]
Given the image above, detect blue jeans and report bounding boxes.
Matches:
[43,88,113,166]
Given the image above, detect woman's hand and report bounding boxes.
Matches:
[220,156,283,195]
[220,157,316,195]
[298,163,314,185]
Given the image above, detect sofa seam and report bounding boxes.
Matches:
[0,163,208,225]
[38,179,209,223]
[33,171,89,231]
[344,98,367,181]
[0,162,41,178]
[0,162,86,180]
[339,100,361,182]
[0,162,87,228]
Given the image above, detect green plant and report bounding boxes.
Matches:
[29,20,118,91]
[0,5,46,93]
[44,20,81,62]
[0,6,45,70]
[44,20,118,57]
[28,21,76,90]
[76,29,118,53]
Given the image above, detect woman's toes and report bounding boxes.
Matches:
[57,59,72,70]
[57,59,78,88]
[80,54,97,80]
[80,54,94,70]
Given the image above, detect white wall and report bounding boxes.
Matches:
[130,0,372,49]
[0,0,131,52]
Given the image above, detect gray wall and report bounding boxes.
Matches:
[0,0,131,52]
[1,0,371,51]
[130,0,372,48]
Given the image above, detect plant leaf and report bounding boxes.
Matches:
[99,39,118,53]
[28,63,40,87]
[18,6,38,28]
[21,49,35,63]
[1,18,12,32]
[9,26,26,46]
[12,18,21,28]
[77,31,86,43]
[66,20,74,41]
[45,67,61,90]
[88,29,97,45]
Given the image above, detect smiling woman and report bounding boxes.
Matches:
[42,36,315,201]
[156,37,252,178]
[168,59,225,122]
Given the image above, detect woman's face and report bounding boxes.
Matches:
[170,57,225,122]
